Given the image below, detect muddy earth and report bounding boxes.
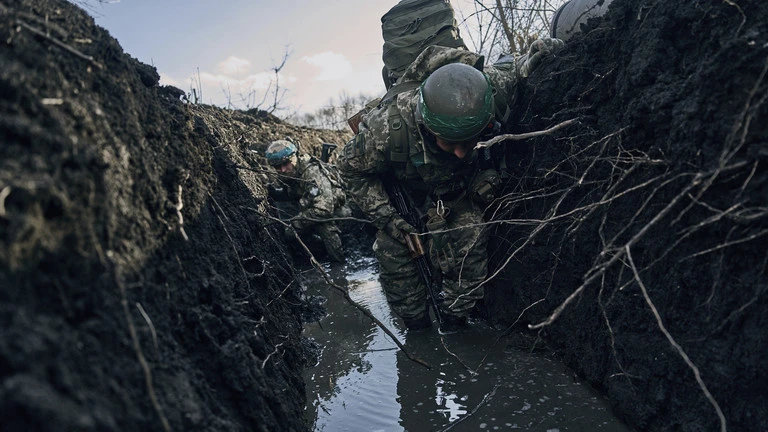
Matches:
[0,0,765,431]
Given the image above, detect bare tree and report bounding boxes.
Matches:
[288,91,375,131]
[187,47,292,112]
[267,48,292,114]
[457,0,568,61]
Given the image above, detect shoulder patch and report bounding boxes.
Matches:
[343,134,366,159]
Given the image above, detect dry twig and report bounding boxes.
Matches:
[15,20,104,69]
[116,276,171,432]
[440,337,478,376]
[0,185,10,218]
[209,193,251,291]
[529,173,703,330]
[135,302,159,356]
[438,384,500,432]
[175,183,189,241]
[475,118,578,148]
[261,335,289,369]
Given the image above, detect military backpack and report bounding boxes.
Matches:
[381,0,466,89]
[348,1,467,134]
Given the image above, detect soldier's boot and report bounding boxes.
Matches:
[323,232,345,263]
[468,299,490,323]
[438,314,468,335]
[403,314,432,331]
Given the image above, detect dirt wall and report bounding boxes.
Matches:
[0,0,347,430]
[486,1,768,431]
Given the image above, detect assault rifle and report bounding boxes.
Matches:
[384,181,443,325]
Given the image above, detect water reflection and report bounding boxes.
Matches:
[302,255,632,432]
[434,378,467,422]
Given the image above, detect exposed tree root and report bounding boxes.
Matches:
[626,246,726,432]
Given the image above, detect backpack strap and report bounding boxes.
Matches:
[387,102,410,164]
[381,80,422,105]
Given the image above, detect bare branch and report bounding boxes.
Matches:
[15,19,104,69]
[476,118,578,148]
[115,276,171,432]
[529,173,703,330]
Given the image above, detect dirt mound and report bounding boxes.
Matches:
[487,1,767,431]
[0,0,348,430]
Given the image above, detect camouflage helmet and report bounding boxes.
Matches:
[265,140,297,166]
[418,62,495,142]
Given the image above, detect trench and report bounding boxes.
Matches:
[301,253,634,431]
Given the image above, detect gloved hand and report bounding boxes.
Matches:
[470,169,501,206]
[518,37,565,78]
[382,215,418,245]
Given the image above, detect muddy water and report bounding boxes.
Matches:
[302,255,633,432]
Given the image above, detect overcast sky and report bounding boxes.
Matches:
[86,0,478,117]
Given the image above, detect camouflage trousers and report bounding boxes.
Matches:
[289,222,344,262]
[316,222,344,262]
[373,197,488,320]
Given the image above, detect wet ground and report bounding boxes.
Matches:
[302,254,634,432]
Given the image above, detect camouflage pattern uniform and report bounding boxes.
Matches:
[274,154,349,262]
[338,46,520,323]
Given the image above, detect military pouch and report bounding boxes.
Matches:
[470,169,501,206]
[425,203,449,232]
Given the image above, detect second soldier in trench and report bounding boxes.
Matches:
[266,139,350,263]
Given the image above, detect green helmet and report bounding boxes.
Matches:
[418,63,495,142]
[265,140,297,166]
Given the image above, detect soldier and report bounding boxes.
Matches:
[338,42,562,333]
[266,139,349,263]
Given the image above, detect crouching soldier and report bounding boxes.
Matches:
[338,42,562,333]
[266,139,349,263]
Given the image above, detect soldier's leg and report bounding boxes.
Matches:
[373,229,431,330]
[317,222,344,263]
[429,198,488,324]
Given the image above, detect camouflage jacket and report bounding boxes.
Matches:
[273,154,346,226]
[337,46,520,231]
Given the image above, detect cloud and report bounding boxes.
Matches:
[191,67,297,108]
[216,56,252,76]
[198,71,272,105]
[301,51,352,81]
[158,72,180,87]
[199,71,272,91]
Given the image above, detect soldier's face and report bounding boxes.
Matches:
[276,160,296,174]
[275,154,298,175]
[435,137,476,160]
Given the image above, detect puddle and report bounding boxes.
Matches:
[302,255,632,431]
